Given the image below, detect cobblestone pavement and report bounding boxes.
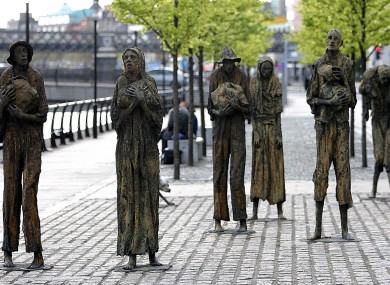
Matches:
[1,87,390,284]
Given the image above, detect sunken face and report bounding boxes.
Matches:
[12,45,29,66]
[326,31,343,51]
[123,50,141,75]
[260,61,273,78]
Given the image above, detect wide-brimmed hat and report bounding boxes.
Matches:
[7,40,34,65]
[217,46,241,64]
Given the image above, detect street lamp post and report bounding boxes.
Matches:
[93,17,98,138]
[89,0,102,139]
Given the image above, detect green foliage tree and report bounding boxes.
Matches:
[110,0,274,177]
[295,0,390,167]
[111,0,191,179]
[200,0,272,69]
[295,0,390,70]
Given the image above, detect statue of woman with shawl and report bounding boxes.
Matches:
[111,47,163,270]
[249,56,286,220]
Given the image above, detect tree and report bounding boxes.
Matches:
[111,0,274,177]
[111,0,199,179]
[295,0,390,167]
[295,0,390,68]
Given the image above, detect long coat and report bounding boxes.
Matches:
[111,68,163,256]
[249,57,285,205]
[0,67,48,253]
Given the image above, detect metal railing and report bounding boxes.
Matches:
[0,88,184,150]
[46,88,183,147]
[47,97,112,148]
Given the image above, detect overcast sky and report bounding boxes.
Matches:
[0,0,113,28]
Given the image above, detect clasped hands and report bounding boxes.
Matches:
[127,86,145,102]
[117,86,146,108]
[328,91,349,107]
[332,66,346,82]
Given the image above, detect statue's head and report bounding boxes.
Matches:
[218,46,240,74]
[7,41,33,66]
[257,56,274,79]
[122,47,145,77]
[326,29,343,51]
[378,65,390,85]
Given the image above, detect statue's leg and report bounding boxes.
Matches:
[27,252,44,269]
[250,198,259,220]
[23,143,44,267]
[149,251,162,266]
[371,162,381,198]
[387,171,390,192]
[340,204,354,240]
[238,219,247,232]
[277,202,287,220]
[3,251,14,267]
[123,254,136,270]
[214,219,224,232]
[309,200,324,240]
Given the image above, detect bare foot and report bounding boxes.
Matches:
[237,219,247,232]
[278,213,287,220]
[215,220,224,232]
[3,251,14,267]
[123,255,136,270]
[309,232,322,240]
[27,252,44,269]
[149,253,162,266]
[342,232,355,240]
[369,193,376,198]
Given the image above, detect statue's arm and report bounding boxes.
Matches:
[7,75,48,124]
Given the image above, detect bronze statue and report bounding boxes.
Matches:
[207,46,250,232]
[0,41,48,268]
[249,56,286,220]
[111,47,163,270]
[359,65,390,197]
[306,29,356,240]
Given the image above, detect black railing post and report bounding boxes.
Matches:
[68,103,77,142]
[50,105,59,148]
[85,101,94,137]
[105,100,111,131]
[59,104,68,145]
[99,99,104,133]
[77,101,86,140]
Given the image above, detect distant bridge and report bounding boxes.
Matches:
[0,29,162,53]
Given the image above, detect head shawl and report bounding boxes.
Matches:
[7,40,34,65]
[217,46,241,64]
[362,67,378,81]
[256,56,275,80]
[122,46,146,76]
[378,65,390,79]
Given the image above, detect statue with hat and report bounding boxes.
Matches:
[359,65,390,198]
[207,46,250,232]
[0,41,48,268]
[306,29,357,240]
[111,47,163,270]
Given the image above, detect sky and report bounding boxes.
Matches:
[0,0,113,28]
